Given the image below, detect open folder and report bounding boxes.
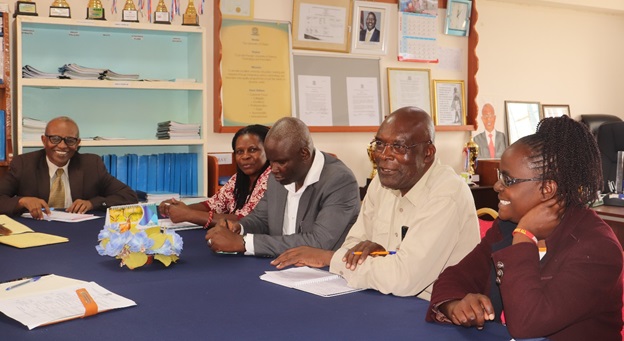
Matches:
[0,215,68,248]
[0,274,136,330]
[260,267,364,297]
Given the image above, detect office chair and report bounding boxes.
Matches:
[476,207,498,239]
[597,122,624,192]
[579,114,622,138]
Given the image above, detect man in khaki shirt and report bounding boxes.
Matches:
[271,107,480,299]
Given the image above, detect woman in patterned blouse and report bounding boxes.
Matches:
[159,125,271,227]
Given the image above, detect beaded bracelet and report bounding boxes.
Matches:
[203,211,214,229]
[512,228,538,245]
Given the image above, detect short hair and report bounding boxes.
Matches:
[516,115,601,207]
[266,117,314,152]
[45,116,80,137]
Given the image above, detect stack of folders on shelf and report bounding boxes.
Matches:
[57,63,139,81]
[22,65,62,79]
[156,121,201,140]
[22,117,47,142]
[102,152,198,197]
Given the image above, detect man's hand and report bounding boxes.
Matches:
[18,197,51,220]
[205,226,245,252]
[270,246,334,269]
[439,294,495,330]
[517,197,564,240]
[342,240,386,271]
[214,219,241,234]
[67,199,93,214]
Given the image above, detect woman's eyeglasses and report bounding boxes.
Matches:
[496,168,542,187]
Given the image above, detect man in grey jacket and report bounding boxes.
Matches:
[205,117,360,257]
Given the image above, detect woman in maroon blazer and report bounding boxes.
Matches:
[427,116,623,341]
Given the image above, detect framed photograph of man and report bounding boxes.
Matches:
[504,101,542,145]
[350,1,393,55]
[542,104,570,118]
[292,0,352,52]
[432,80,466,126]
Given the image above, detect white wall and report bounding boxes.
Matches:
[9,0,624,186]
[475,0,624,129]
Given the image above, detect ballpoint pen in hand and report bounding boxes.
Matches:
[5,276,42,291]
[352,251,396,255]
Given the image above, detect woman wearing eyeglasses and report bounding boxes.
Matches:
[427,116,623,340]
[0,116,138,219]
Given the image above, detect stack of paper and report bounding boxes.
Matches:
[22,117,46,142]
[0,274,136,330]
[260,267,364,297]
[102,69,140,81]
[145,192,180,203]
[0,215,68,248]
[21,211,102,223]
[59,63,107,80]
[22,65,61,79]
[156,121,201,140]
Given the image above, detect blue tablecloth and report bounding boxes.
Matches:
[0,216,512,340]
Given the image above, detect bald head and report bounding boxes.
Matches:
[266,117,314,152]
[45,116,80,137]
[384,106,435,143]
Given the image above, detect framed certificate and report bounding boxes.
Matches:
[292,0,352,52]
[433,80,466,126]
[387,67,431,114]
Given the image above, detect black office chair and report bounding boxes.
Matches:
[597,122,624,192]
[580,114,622,138]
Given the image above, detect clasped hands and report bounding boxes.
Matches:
[19,197,93,220]
[270,240,389,270]
[204,219,245,253]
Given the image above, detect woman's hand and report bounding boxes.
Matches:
[438,294,495,330]
[517,198,564,240]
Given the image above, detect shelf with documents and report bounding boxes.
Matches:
[15,16,208,196]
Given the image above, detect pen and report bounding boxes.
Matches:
[352,251,396,255]
[41,208,55,211]
[5,276,42,291]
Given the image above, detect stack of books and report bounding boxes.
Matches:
[23,117,47,142]
[156,121,201,140]
[22,65,62,79]
[58,63,139,81]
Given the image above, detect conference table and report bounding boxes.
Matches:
[0,215,512,340]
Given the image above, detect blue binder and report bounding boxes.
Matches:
[147,154,158,192]
[156,153,165,192]
[110,154,117,178]
[116,154,128,185]
[127,154,138,190]
[137,155,149,192]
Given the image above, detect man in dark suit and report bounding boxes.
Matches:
[359,12,380,42]
[205,117,360,257]
[473,103,508,158]
[0,116,138,219]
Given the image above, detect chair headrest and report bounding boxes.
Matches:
[580,114,623,137]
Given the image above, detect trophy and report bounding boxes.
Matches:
[14,0,38,17]
[122,0,139,23]
[182,0,199,26]
[49,0,71,18]
[366,142,378,179]
[86,0,105,20]
[464,137,479,175]
[153,0,171,24]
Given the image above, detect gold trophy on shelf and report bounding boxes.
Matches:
[366,141,378,179]
[182,0,199,26]
[14,0,38,17]
[86,0,105,20]
[49,0,70,18]
[122,0,139,23]
[153,0,171,24]
[464,137,479,175]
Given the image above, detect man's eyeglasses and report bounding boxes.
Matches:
[45,135,79,147]
[496,169,541,187]
[369,139,431,155]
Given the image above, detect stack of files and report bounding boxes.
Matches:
[22,65,61,79]
[102,69,140,81]
[22,117,47,142]
[156,121,201,140]
[59,63,106,80]
[145,192,180,204]
[260,267,365,297]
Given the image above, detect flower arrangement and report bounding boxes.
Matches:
[95,223,183,270]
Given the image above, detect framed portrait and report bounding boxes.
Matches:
[444,0,472,36]
[387,67,431,114]
[432,80,466,126]
[504,101,542,145]
[292,0,352,52]
[542,104,570,118]
[350,1,393,55]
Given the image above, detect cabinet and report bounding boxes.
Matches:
[15,16,208,195]
[0,13,12,176]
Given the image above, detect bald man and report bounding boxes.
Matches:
[0,116,137,218]
[270,107,480,298]
[205,117,360,257]
[474,103,508,158]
